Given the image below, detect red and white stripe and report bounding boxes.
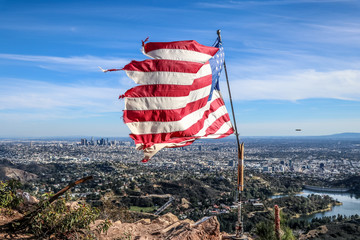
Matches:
[120,40,234,161]
[143,40,219,63]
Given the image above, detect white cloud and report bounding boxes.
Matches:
[0,78,127,119]
[309,23,360,34]
[0,54,128,72]
[223,69,360,101]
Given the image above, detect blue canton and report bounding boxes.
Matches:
[208,37,225,101]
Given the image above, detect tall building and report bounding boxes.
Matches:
[228,160,236,168]
[81,138,87,146]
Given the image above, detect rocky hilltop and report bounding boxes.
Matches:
[0,210,230,240]
[0,166,38,182]
[92,212,224,240]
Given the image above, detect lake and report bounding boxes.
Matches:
[272,189,360,221]
[298,189,360,221]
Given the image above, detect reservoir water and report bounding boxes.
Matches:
[298,190,360,221]
[272,189,360,221]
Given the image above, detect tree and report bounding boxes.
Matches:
[255,221,276,240]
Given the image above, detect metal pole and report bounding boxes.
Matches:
[216,30,241,150]
[216,30,245,239]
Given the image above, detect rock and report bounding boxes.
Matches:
[0,167,38,183]
[65,201,81,210]
[180,198,191,209]
[89,219,106,229]
[16,190,39,204]
[92,214,223,240]
[299,225,328,240]
[159,212,179,224]
[136,218,151,225]
[164,216,221,240]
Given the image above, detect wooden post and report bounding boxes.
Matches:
[239,143,244,192]
[48,176,93,204]
[275,205,281,240]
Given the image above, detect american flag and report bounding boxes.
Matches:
[117,38,234,162]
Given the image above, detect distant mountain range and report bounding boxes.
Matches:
[315,132,360,139]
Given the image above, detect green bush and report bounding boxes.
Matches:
[255,221,276,240]
[29,192,111,239]
[0,179,23,210]
[1,179,112,239]
[254,207,295,240]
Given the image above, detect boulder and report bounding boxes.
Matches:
[16,190,39,204]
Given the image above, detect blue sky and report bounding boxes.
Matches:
[0,0,360,137]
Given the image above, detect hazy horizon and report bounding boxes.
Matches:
[1,132,360,141]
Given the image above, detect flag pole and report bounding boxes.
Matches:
[217,29,246,240]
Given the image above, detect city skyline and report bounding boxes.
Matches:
[1,0,360,137]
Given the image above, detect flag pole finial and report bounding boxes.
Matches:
[217,29,222,42]
[216,29,221,39]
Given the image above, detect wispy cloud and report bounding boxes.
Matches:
[223,69,360,101]
[304,23,360,43]
[0,78,126,119]
[0,54,128,72]
[309,23,360,34]
[0,23,79,33]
